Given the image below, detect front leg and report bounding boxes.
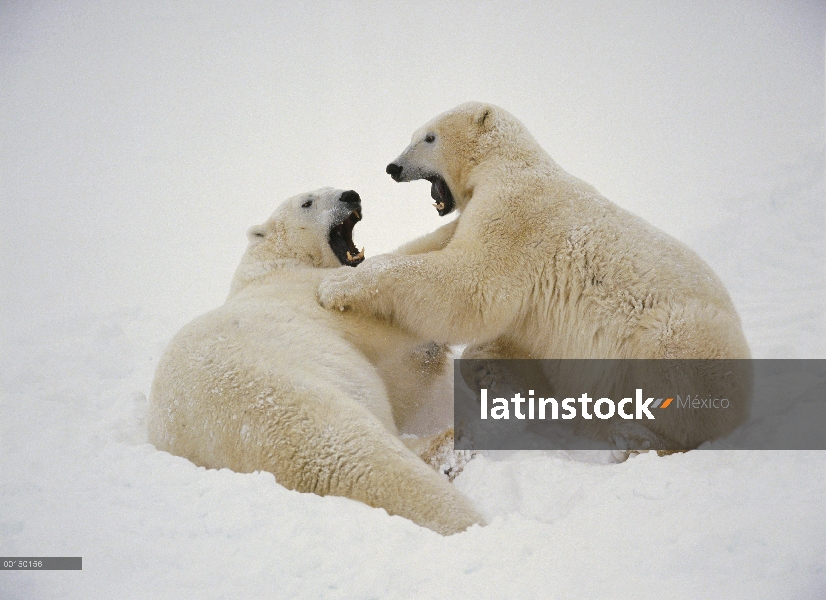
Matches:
[325,220,458,313]
[317,254,397,319]
[393,219,458,256]
[318,248,520,344]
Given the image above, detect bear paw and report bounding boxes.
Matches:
[607,421,668,454]
[319,255,399,315]
[318,266,363,311]
[419,428,479,482]
[459,360,512,395]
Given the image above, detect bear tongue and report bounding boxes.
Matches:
[430,179,443,202]
[430,179,446,211]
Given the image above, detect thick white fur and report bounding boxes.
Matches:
[318,104,752,449]
[148,188,482,535]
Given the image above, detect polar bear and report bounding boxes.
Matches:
[148,188,482,535]
[318,103,752,450]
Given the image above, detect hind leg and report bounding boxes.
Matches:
[629,303,752,447]
[255,389,484,535]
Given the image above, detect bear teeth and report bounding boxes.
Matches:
[346,248,365,262]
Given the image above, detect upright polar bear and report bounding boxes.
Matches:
[148,188,482,535]
[319,103,752,450]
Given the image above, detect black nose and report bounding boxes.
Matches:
[339,190,360,204]
[386,163,402,180]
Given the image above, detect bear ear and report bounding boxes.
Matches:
[247,226,267,243]
[474,104,493,129]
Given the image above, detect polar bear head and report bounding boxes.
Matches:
[230,188,365,293]
[386,102,543,216]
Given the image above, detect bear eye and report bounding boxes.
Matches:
[301,199,313,208]
[424,133,435,143]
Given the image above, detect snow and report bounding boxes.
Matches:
[1,1,824,598]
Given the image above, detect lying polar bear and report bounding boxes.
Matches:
[319,103,752,451]
[148,188,482,535]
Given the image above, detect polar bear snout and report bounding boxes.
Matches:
[386,160,455,216]
[339,190,361,204]
[386,150,427,183]
[386,162,403,181]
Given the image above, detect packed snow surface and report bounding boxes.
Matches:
[1,2,824,598]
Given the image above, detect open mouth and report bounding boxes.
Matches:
[427,176,455,216]
[329,209,365,267]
